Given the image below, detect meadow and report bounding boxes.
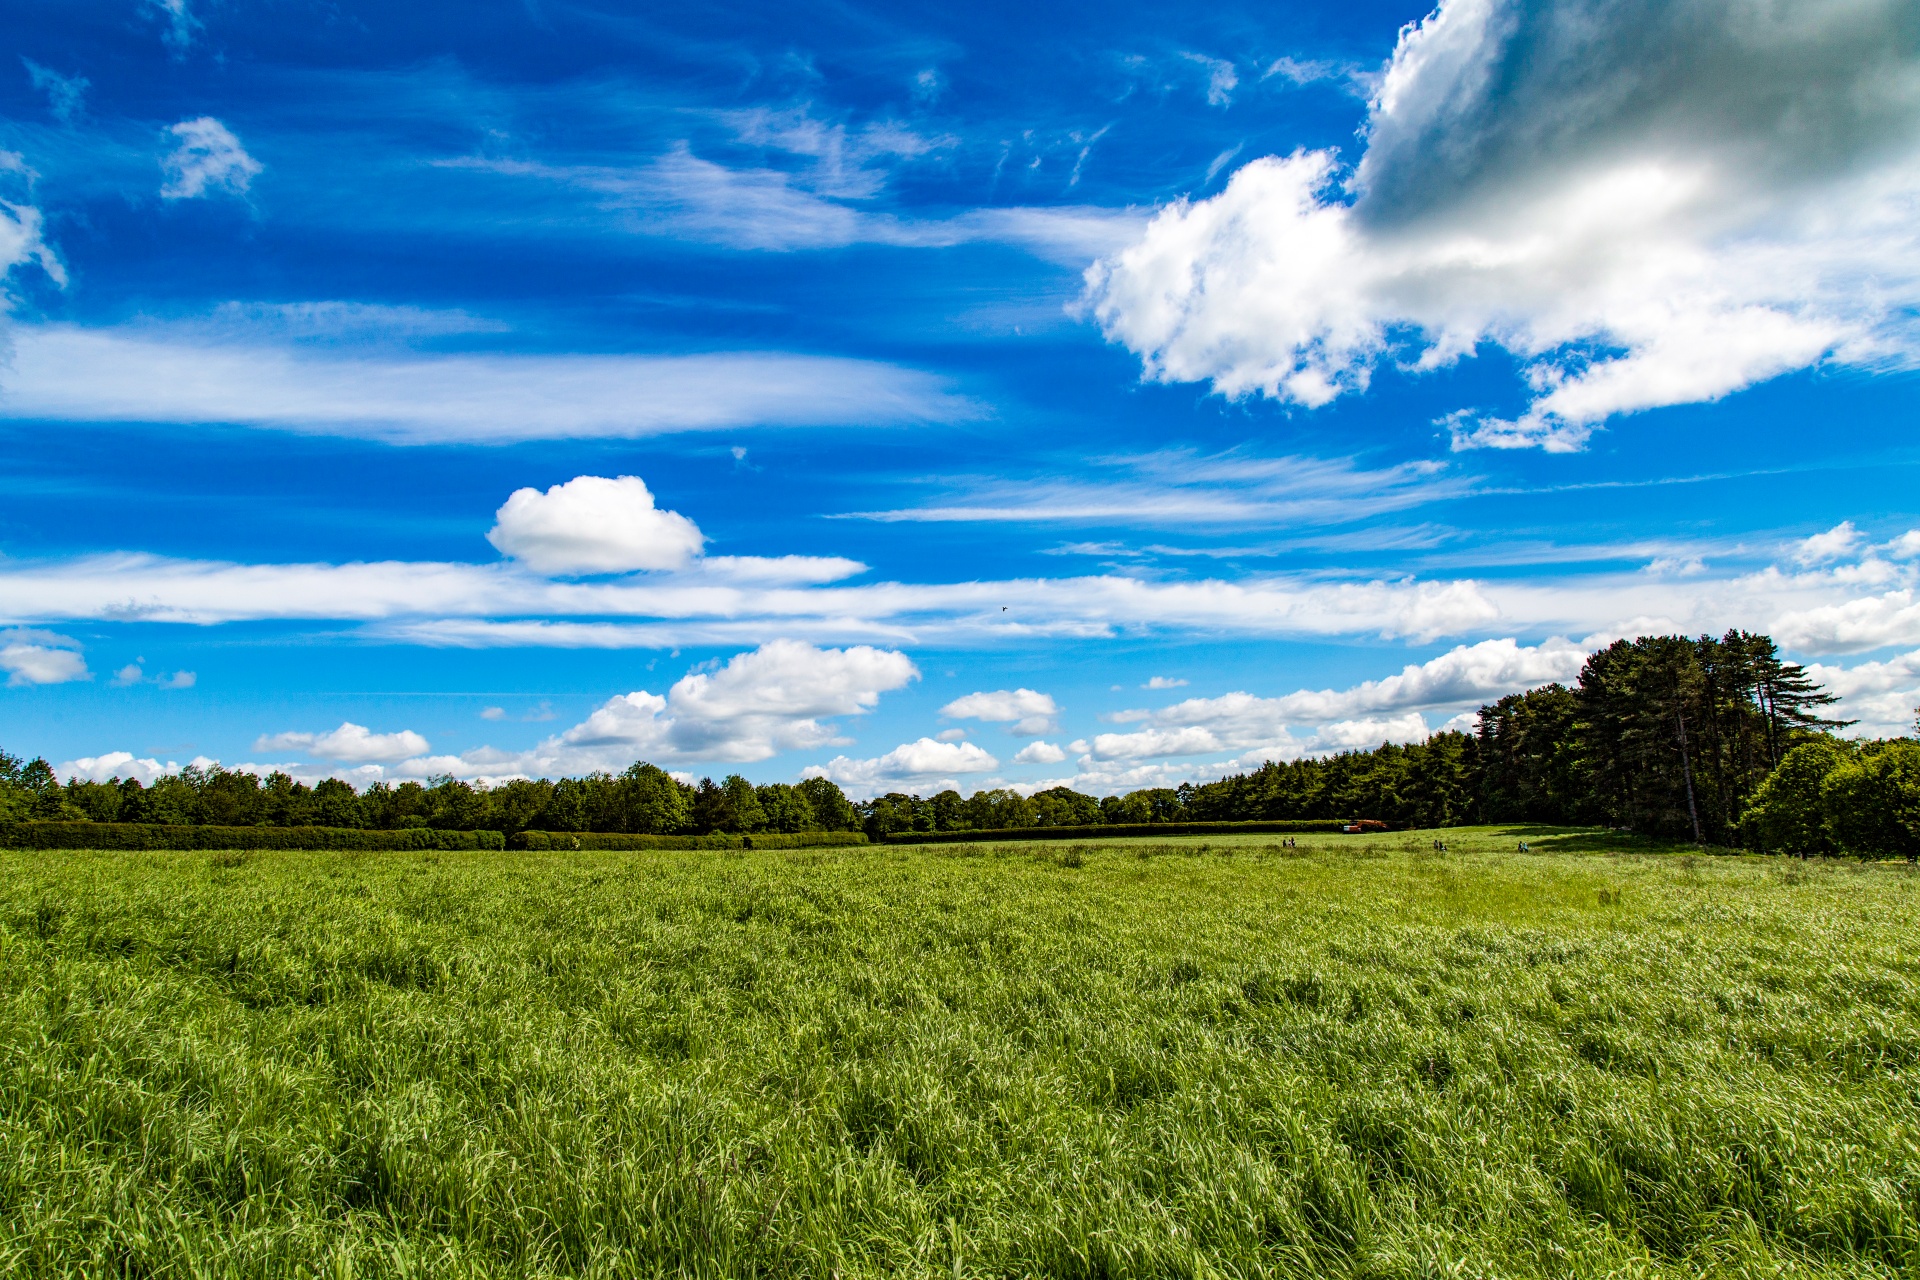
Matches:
[2,827,1918,1278]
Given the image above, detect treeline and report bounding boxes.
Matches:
[0,761,863,837]
[853,632,1912,853]
[4,630,1913,853]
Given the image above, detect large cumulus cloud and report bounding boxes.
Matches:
[1087,0,1920,449]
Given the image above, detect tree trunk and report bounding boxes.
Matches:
[1676,709,1703,844]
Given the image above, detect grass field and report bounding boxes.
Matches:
[3,826,1919,1278]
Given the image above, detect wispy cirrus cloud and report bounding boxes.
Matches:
[0,324,976,442]
[839,449,1467,528]
[436,148,1143,262]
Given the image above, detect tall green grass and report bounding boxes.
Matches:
[2,826,1917,1277]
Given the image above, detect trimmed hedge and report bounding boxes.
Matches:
[880,819,1363,845]
[512,830,868,851]
[2,823,871,852]
[0,822,506,851]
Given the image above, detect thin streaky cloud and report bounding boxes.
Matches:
[0,325,978,442]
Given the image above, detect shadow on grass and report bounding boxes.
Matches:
[1490,824,1700,855]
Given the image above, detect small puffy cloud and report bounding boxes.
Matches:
[1013,740,1068,765]
[934,727,967,742]
[23,60,88,124]
[488,475,705,575]
[1884,531,1920,561]
[1144,675,1188,689]
[1643,556,1707,578]
[111,661,195,689]
[1088,0,1920,450]
[1796,521,1866,566]
[939,687,1059,736]
[160,117,262,200]
[254,722,431,763]
[0,630,89,686]
[805,737,999,795]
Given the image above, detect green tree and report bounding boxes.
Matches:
[796,777,859,831]
[1743,738,1852,855]
[1030,786,1101,827]
[314,777,367,828]
[615,764,692,834]
[1479,685,1581,822]
[755,782,816,832]
[488,778,555,836]
[1823,741,1920,860]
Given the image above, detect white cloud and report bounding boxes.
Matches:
[58,751,187,785]
[934,727,967,742]
[144,0,199,52]
[841,449,1464,528]
[1772,589,1920,655]
[9,523,1920,663]
[1087,0,1920,450]
[940,687,1060,735]
[109,661,195,689]
[488,475,705,575]
[1644,555,1707,578]
[254,722,431,763]
[1796,521,1866,565]
[490,639,919,775]
[1806,647,1920,737]
[0,160,66,288]
[160,118,262,200]
[1262,56,1364,92]
[1087,636,1586,762]
[0,629,88,686]
[1180,53,1239,107]
[1884,531,1920,560]
[804,737,999,796]
[24,61,88,124]
[1013,740,1069,765]
[316,644,915,785]
[439,149,1144,263]
[0,325,974,443]
[1144,675,1188,689]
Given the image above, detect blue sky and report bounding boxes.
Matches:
[3,0,1919,795]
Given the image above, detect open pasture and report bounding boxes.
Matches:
[2,828,1918,1277]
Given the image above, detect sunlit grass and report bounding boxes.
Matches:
[3,826,1917,1277]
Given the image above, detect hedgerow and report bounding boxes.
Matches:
[0,821,507,851]
[881,819,1355,844]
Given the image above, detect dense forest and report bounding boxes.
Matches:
[4,631,1916,854]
